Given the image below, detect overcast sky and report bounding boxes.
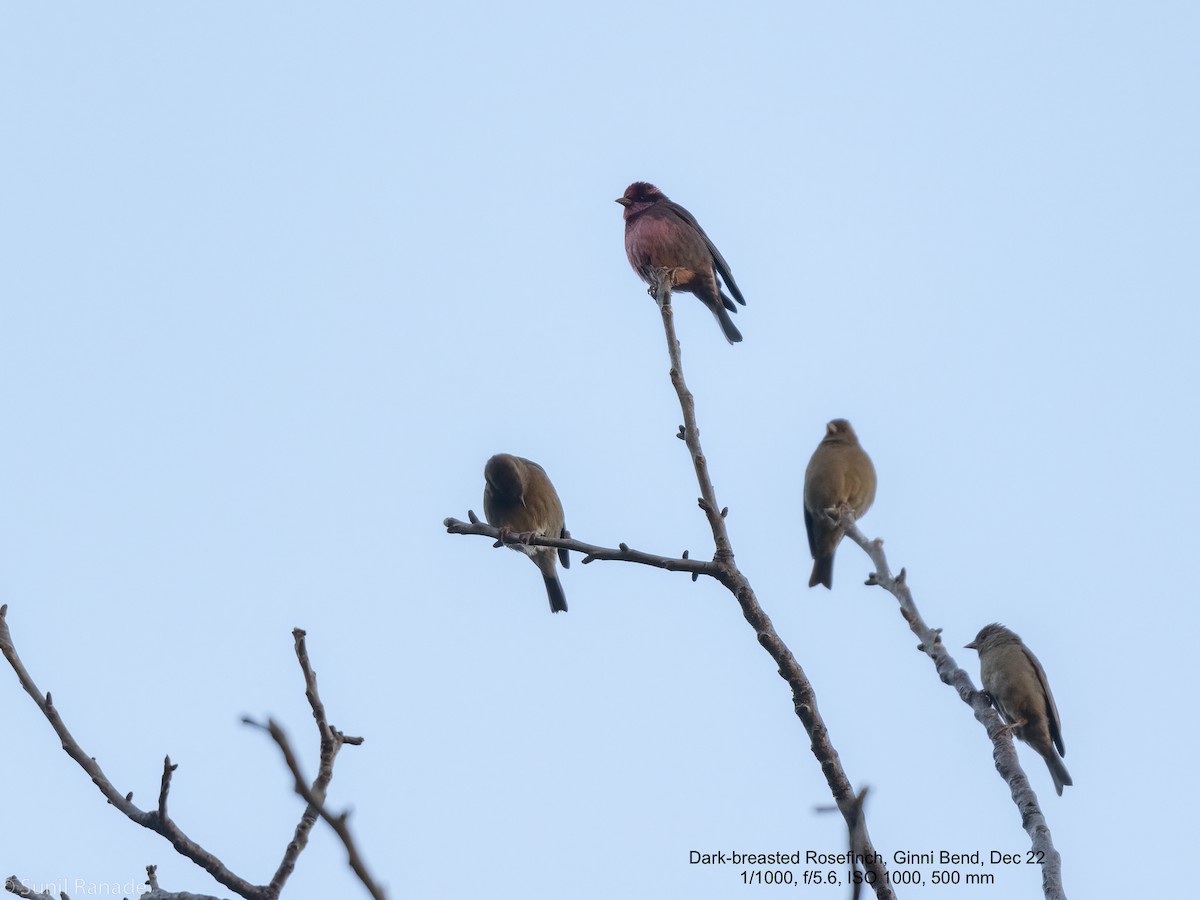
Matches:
[2,4,1197,899]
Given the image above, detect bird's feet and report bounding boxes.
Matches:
[995,717,1026,740]
[492,524,514,548]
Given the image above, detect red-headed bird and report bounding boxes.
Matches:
[617,182,746,343]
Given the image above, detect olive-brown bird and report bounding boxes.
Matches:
[803,419,876,589]
[617,181,746,344]
[965,623,1072,796]
[483,454,570,613]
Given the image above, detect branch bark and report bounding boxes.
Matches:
[0,606,374,900]
[646,273,894,898]
[443,514,718,579]
[838,516,1067,900]
[245,716,384,900]
[262,629,368,897]
[444,274,897,896]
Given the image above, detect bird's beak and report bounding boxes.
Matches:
[616,197,632,206]
[964,641,978,650]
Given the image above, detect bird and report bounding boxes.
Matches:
[616,181,746,344]
[965,623,1072,796]
[483,454,571,613]
[803,419,876,589]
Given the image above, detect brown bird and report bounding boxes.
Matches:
[617,181,746,343]
[965,623,1072,796]
[803,419,876,589]
[483,454,570,613]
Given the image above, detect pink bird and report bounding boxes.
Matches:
[617,181,747,343]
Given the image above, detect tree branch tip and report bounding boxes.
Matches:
[871,537,884,549]
[720,507,729,518]
[581,554,595,564]
[467,509,481,524]
[681,549,689,558]
[691,573,699,582]
[897,568,907,584]
[125,791,133,802]
[619,542,629,552]
[344,734,365,746]
[491,539,504,549]
[0,602,7,617]
[45,691,53,707]
[865,574,879,586]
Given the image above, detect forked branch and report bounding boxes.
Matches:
[0,606,378,900]
[646,272,893,898]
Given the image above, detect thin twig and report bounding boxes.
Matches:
[443,516,719,578]
[839,518,1067,900]
[264,629,364,896]
[0,604,264,899]
[1,606,377,900]
[648,273,894,899]
[246,718,385,900]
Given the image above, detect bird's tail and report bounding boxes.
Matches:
[1042,750,1073,796]
[710,303,743,344]
[809,555,834,590]
[543,573,568,614]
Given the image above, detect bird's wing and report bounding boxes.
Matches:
[664,201,746,307]
[803,506,819,557]
[1025,646,1065,756]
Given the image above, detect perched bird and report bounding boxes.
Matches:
[965,623,1072,796]
[483,454,571,613]
[616,181,746,344]
[803,419,876,589]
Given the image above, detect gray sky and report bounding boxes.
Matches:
[2,3,1196,898]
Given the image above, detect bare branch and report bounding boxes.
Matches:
[443,516,719,577]
[0,604,264,899]
[264,629,364,896]
[838,517,1067,900]
[652,273,736,564]
[246,718,385,900]
[1,606,376,900]
[647,274,894,899]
